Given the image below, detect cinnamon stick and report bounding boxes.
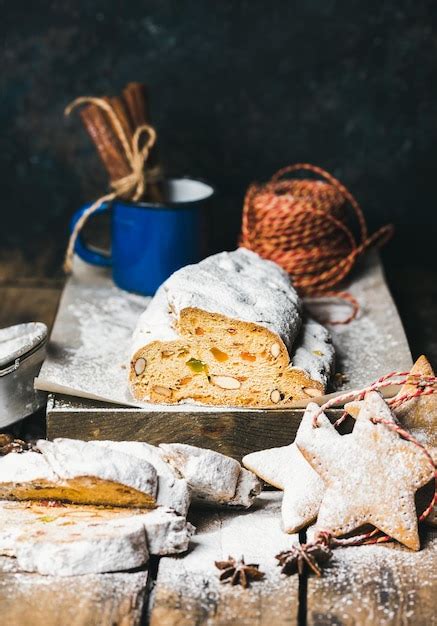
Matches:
[76,83,163,201]
[122,82,149,127]
[108,96,134,144]
[79,105,127,182]
[122,82,163,201]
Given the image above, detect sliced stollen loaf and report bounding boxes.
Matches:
[0,438,260,513]
[95,440,262,510]
[159,443,262,508]
[129,248,335,407]
[0,439,158,508]
[0,500,194,576]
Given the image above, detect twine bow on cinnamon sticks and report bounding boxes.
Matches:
[63,84,161,273]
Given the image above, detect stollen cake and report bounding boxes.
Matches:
[96,440,262,509]
[0,500,194,575]
[0,439,158,508]
[129,248,335,407]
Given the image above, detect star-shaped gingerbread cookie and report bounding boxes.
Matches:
[346,357,437,526]
[296,396,434,550]
[242,404,329,533]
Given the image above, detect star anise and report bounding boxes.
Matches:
[0,434,39,456]
[275,541,332,577]
[215,555,265,588]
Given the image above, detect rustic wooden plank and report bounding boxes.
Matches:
[149,492,299,626]
[0,286,62,330]
[306,528,437,626]
[0,556,148,626]
[46,394,343,460]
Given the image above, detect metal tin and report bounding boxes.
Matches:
[0,323,48,428]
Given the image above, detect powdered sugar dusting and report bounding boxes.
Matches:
[38,276,145,407]
[324,252,412,387]
[308,538,437,624]
[154,491,300,617]
[0,322,47,367]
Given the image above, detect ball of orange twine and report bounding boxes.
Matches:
[239,163,394,324]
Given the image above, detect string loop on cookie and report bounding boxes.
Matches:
[311,371,436,428]
[314,527,393,549]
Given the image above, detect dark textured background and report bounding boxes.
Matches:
[1,0,436,263]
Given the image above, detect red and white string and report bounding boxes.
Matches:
[240,164,393,324]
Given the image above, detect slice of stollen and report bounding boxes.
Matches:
[93,440,191,516]
[0,500,194,576]
[143,506,195,555]
[0,501,147,576]
[95,440,260,510]
[0,439,157,508]
[159,443,262,508]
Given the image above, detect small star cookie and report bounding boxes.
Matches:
[243,404,330,533]
[395,355,437,449]
[296,394,434,550]
[396,356,437,526]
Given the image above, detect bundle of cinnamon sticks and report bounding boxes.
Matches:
[79,82,162,201]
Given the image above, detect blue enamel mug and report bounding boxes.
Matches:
[70,177,214,295]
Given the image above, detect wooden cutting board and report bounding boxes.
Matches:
[43,252,412,459]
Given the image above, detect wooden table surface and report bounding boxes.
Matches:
[0,246,436,626]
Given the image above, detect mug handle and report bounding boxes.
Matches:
[69,202,112,267]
